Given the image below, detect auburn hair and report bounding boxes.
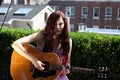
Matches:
[42,11,70,64]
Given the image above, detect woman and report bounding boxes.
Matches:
[11,11,72,80]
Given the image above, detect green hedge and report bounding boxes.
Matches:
[0,28,120,80]
[69,32,120,80]
[0,28,34,80]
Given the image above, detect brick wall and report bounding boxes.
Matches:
[48,1,120,31]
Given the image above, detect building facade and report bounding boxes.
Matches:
[3,0,50,5]
[2,0,120,32]
[0,4,54,30]
[48,0,120,32]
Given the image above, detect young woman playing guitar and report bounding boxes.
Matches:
[11,11,72,80]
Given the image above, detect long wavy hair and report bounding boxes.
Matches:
[42,11,70,64]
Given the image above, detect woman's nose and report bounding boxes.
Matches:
[56,25,60,29]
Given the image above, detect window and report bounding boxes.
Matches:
[44,12,48,22]
[4,0,11,4]
[0,7,12,15]
[14,8,32,16]
[78,23,87,32]
[117,8,120,20]
[105,7,112,20]
[18,0,24,4]
[70,24,74,32]
[65,6,75,17]
[51,6,59,11]
[81,7,88,19]
[117,26,120,30]
[105,26,111,29]
[93,25,99,29]
[93,7,100,19]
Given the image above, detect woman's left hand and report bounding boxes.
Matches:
[61,69,70,75]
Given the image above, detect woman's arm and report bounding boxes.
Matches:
[62,38,72,74]
[11,32,45,70]
[67,38,72,66]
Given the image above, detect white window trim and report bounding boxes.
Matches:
[65,6,75,18]
[24,0,28,5]
[81,7,88,19]
[14,0,18,4]
[78,23,87,32]
[105,7,112,20]
[3,0,11,4]
[70,24,74,32]
[93,7,100,19]
[51,6,59,11]
[117,8,120,20]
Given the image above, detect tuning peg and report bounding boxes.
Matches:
[97,73,100,78]
[105,67,108,71]
[104,74,107,78]
[97,66,109,79]
[98,66,101,70]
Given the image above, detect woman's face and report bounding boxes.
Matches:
[54,16,64,35]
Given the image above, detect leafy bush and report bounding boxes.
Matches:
[0,28,34,80]
[69,32,120,80]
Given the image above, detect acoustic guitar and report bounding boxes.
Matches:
[10,44,109,80]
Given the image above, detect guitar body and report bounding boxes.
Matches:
[10,44,61,80]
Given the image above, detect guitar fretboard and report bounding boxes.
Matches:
[70,66,95,74]
[50,64,95,74]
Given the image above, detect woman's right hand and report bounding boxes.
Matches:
[32,60,45,71]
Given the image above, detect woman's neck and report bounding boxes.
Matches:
[53,35,60,40]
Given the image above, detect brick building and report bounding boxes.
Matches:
[48,0,120,32]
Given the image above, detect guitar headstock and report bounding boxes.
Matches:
[95,67,110,79]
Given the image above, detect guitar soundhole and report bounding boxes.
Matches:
[43,61,50,71]
[31,61,57,79]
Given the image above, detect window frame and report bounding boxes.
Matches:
[65,6,75,18]
[81,7,88,19]
[13,8,32,16]
[51,6,59,11]
[0,7,12,15]
[105,7,112,20]
[93,7,100,19]
[117,8,120,20]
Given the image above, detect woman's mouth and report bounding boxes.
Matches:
[54,29,61,34]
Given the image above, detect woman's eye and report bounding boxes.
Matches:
[59,23,63,26]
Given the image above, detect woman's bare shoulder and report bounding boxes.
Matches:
[34,31,45,41]
[69,38,72,43]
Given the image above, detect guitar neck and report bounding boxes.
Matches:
[51,65,95,74]
[69,66,109,79]
[70,66,95,74]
